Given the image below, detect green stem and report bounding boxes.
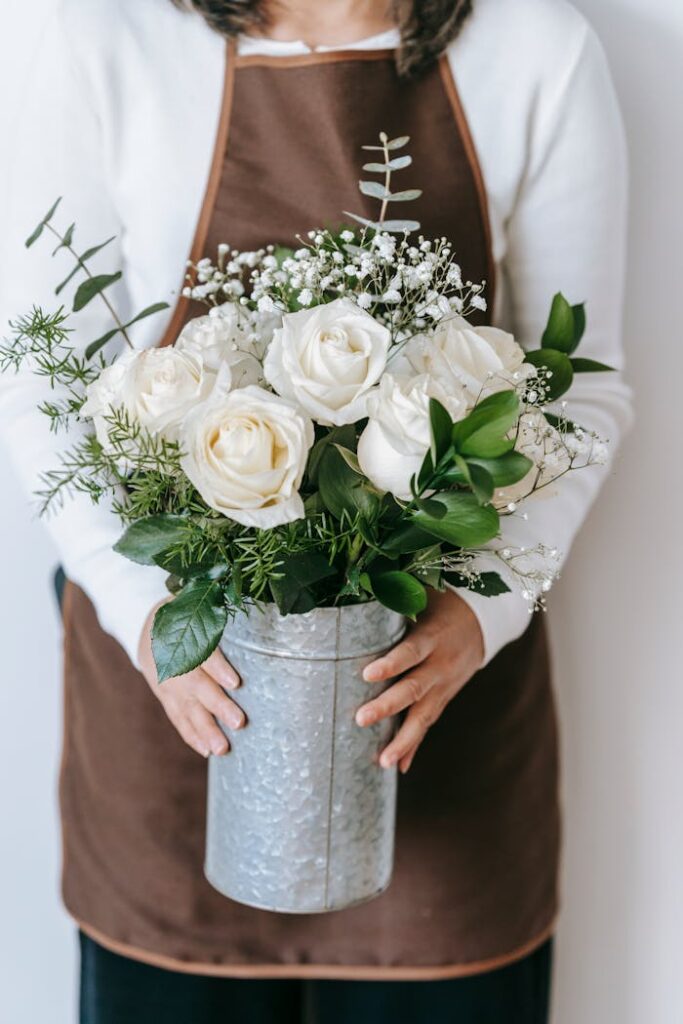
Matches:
[45,223,134,349]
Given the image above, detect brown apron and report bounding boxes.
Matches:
[60,45,560,980]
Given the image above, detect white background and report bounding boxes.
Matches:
[1,1,682,1021]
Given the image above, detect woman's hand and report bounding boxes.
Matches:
[138,601,245,758]
[356,589,484,774]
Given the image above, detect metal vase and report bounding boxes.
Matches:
[204,601,405,914]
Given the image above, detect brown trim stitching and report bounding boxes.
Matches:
[74,915,555,981]
[438,55,497,314]
[158,41,237,348]
[234,48,395,69]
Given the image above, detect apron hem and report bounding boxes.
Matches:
[72,912,557,981]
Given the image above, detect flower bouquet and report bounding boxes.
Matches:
[2,133,611,912]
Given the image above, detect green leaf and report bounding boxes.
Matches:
[152,578,227,681]
[570,357,614,373]
[332,444,362,474]
[73,271,123,312]
[541,292,575,353]
[318,443,379,520]
[52,222,75,255]
[412,491,500,547]
[452,390,520,458]
[525,349,574,402]
[25,197,62,247]
[307,425,355,486]
[444,570,511,597]
[388,189,422,202]
[369,570,427,619]
[359,180,390,199]
[454,455,494,504]
[114,515,189,565]
[55,236,118,296]
[467,451,533,488]
[571,303,586,350]
[429,397,453,464]
[270,551,336,615]
[414,495,447,518]
[85,328,120,360]
[382,522,440,555]
[125,301,170,329]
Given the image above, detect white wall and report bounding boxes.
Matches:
[0,2,681,1022]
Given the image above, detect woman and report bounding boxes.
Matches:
[0,0,631,1021]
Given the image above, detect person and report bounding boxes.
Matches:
[0,0,632,1021]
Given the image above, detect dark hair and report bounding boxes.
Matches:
[171,1,473,78]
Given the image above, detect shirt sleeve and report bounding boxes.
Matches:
[455,23,634,664]
[0,5,169,666]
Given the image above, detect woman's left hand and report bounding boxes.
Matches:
[356,589,485,774]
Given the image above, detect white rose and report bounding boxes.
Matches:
[180,385,314,528]
[357,373,468,499]
[175,303,277,387]
[81,346,216,447]
[263,297,390,426]
[404,315,531,404]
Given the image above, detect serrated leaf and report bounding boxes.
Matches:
[114,515,189,565]
[85,328,120,360]
[412,491,500,548]
[73,271,122,312]
[152,578,227,682]
[359,180,390,199]
[25,196,62,247]
[380,218,421,234]
[386,136,410,150]
[541,292,575,353]
[525,349,574,401]
[570,357,614,373]
[369,570,426,618]
[388,189,422,202]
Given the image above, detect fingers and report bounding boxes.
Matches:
[378,693,443,769]
[195,673,245,731]
[203,648,241,690]
[356,669,435,727]
[363,632,434,683]
[188,702,230,758]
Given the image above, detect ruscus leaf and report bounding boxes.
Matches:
[525,349,574,401]
[412,491,500,548]
[541,292,575,353]
[570,357,614,373]
[369,570,427,619]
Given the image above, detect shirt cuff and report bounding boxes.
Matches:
[446,557,533,665]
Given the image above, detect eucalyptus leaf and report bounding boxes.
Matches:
[388,189,422,202]
[114,514,189,565]
[52,222,75,255]
[152,578,227,682]
[25,196,62,248]
[343,211,380,230]
[55,236,117,295]
[125,301,170,329]
[73,271,123,313]
[85,327,120,361]
[386,136,410,150]
[412,491,499,547]
[380,218,421,233]
[359,180,390,200]
[369,570,427,618]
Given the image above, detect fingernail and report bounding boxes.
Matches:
[356,708,372,727]
[211,738,228,756]
[380,752,397,769]
[225,674,241,690]
[363,664,380,682]
[226,709,244,730]
[200,746,210,759]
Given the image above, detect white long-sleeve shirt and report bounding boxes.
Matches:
[0,0,632,667]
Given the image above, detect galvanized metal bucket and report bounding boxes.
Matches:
[205,601,405,914]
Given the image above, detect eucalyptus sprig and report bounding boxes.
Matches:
[344,132,422,234]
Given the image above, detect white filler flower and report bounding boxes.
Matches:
[357,373,468,499]
[175,304,276,387]
[81,346,216,447]
[180,385,314,528]
[404,315,531,404]
[264,297,390,426]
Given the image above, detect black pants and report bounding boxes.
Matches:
[79,932,552,1024]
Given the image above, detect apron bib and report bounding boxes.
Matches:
[60,45,560,979]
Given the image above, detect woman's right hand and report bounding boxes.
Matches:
[138,601,245,758]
